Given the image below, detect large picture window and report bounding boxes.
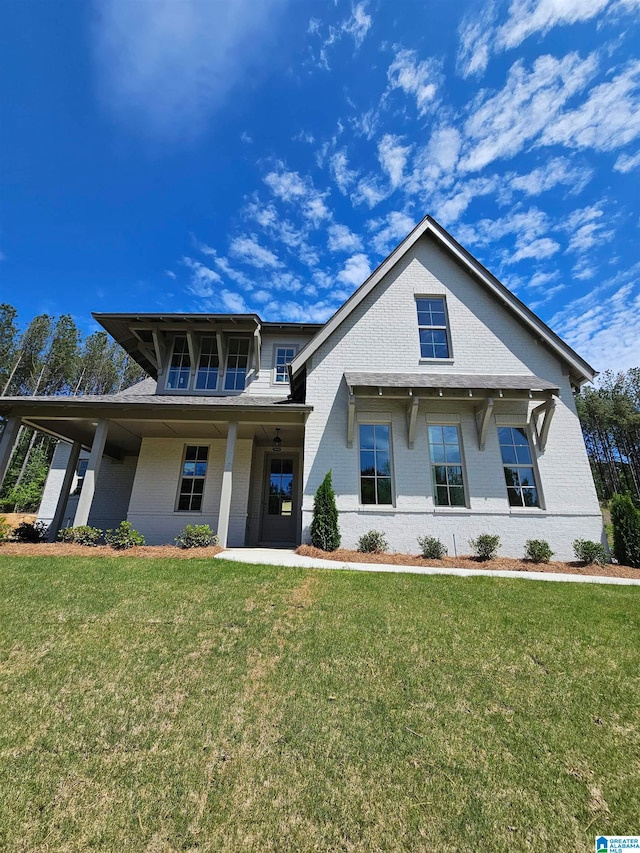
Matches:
[498,427,540,508]
[416,297,450,359]
[359,424,392,505]
[428,425,466,506]
[177,445,208,511]
[224,338,250,390]
[167,335,191,390]
[195,336,219,390]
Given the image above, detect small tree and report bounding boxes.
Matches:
[310,471,340,552]
[610,493,640,568]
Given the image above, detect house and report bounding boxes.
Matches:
[0,215,604,559]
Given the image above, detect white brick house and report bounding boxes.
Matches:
[0,216,603,559]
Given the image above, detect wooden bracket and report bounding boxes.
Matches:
[407,396,419,449]
[532,398,556,451]
[475,396,494,450]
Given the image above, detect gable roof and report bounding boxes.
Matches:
[290,215,596,387]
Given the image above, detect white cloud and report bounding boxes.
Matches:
[387,48,440,116]
[309,1,372,69]
[264,163,331,227]
[614,150,640,172]
[527,270,559,289]
[539,60,640,151]
[229,235,281,269]
[431,177,498,226]
[528,283,567,309]
[378,134,411,189]
[342,2,372,48]
[460,52,598,173]
[561,204,615,253]
[497,0,611,50]
[182,257,221,297]
[507,157,592,197]
[406,127,461,196]
[550,271,640,372]
[368,211,415,255]
[337,253,372,287]
[456,4,495,78]
[221,289,249,312]
[91,0,286,138]
[330,149,359,193]
[510,236,561,263]
[164,269,176,280]
[327,224,363,253]
[349,108,380,140]
[352,176,389,208]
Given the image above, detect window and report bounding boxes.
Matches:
[195,336,219,390]
[416,297,450,359]
[177,445,208,511]
[273,346,296,384]
[498,427,540,508]
[268,457,293,516]
[72,459,88,495]
[224,338,250,390]
[359,424,392,505]
[428,425,466,506]
[167,335,191,390]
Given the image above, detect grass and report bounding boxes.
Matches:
[0,556,639,852]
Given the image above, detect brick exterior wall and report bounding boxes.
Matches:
[301,234,603,561]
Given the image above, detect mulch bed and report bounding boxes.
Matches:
[0,543,223,559]
[295,545,640,580]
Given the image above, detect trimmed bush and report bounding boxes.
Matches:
[0,516,10,543]
[58,525,103,546]
[610,493,640,568]
[310,471,341,552]
[13,521,48,543]
[357,530,389,554]
[417,535,447,559]
[469,534,500,561]
[105,521,145,550]
[523,539,554,564]
[573,538,609,566]
[175,524,219,549]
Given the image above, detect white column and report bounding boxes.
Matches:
[217,421,237,548]
[0,416,21,489]
[48,441,82,541]
[73,420,109,527]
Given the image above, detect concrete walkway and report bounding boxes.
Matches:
[216,548,640,586]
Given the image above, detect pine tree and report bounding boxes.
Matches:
[310,470,341,551]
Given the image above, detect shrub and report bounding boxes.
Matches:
[105,521,145,550]
[417,535,447,559]
[357,530,389,554]
[469,534,500,561]
[310,470,341,552]
[573,538,609,566]
[58,525,103,546]
[175,524,219,549]
[13,521,48,543]
[0,516,11,543]
[523,539,554,564]
[610,493,640,568]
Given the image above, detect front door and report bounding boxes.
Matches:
[261,454,297,545]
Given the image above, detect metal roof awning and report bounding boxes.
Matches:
[343,371,559,452]
[344,371,560,395]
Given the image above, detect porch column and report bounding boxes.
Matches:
[48,441,82,541]
[73,420,109,527]
[217,421,237,548]
[0,416,21,489]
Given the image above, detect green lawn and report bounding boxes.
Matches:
[1,556,638,852]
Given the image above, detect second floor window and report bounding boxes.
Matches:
[167,335,191,390]
[274,347,296,384]
[196,336,219,390]
[416,297,450,359]
[225,338,250,390]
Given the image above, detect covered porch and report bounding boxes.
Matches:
[0,394,311,547]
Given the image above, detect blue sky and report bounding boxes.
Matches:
[1,0,639,375]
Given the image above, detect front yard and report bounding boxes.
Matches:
[1,555,638,851]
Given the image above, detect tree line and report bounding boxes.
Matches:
[0,303,146,512]
[575,368,640,504]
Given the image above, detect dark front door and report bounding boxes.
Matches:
[261,454,297,544]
